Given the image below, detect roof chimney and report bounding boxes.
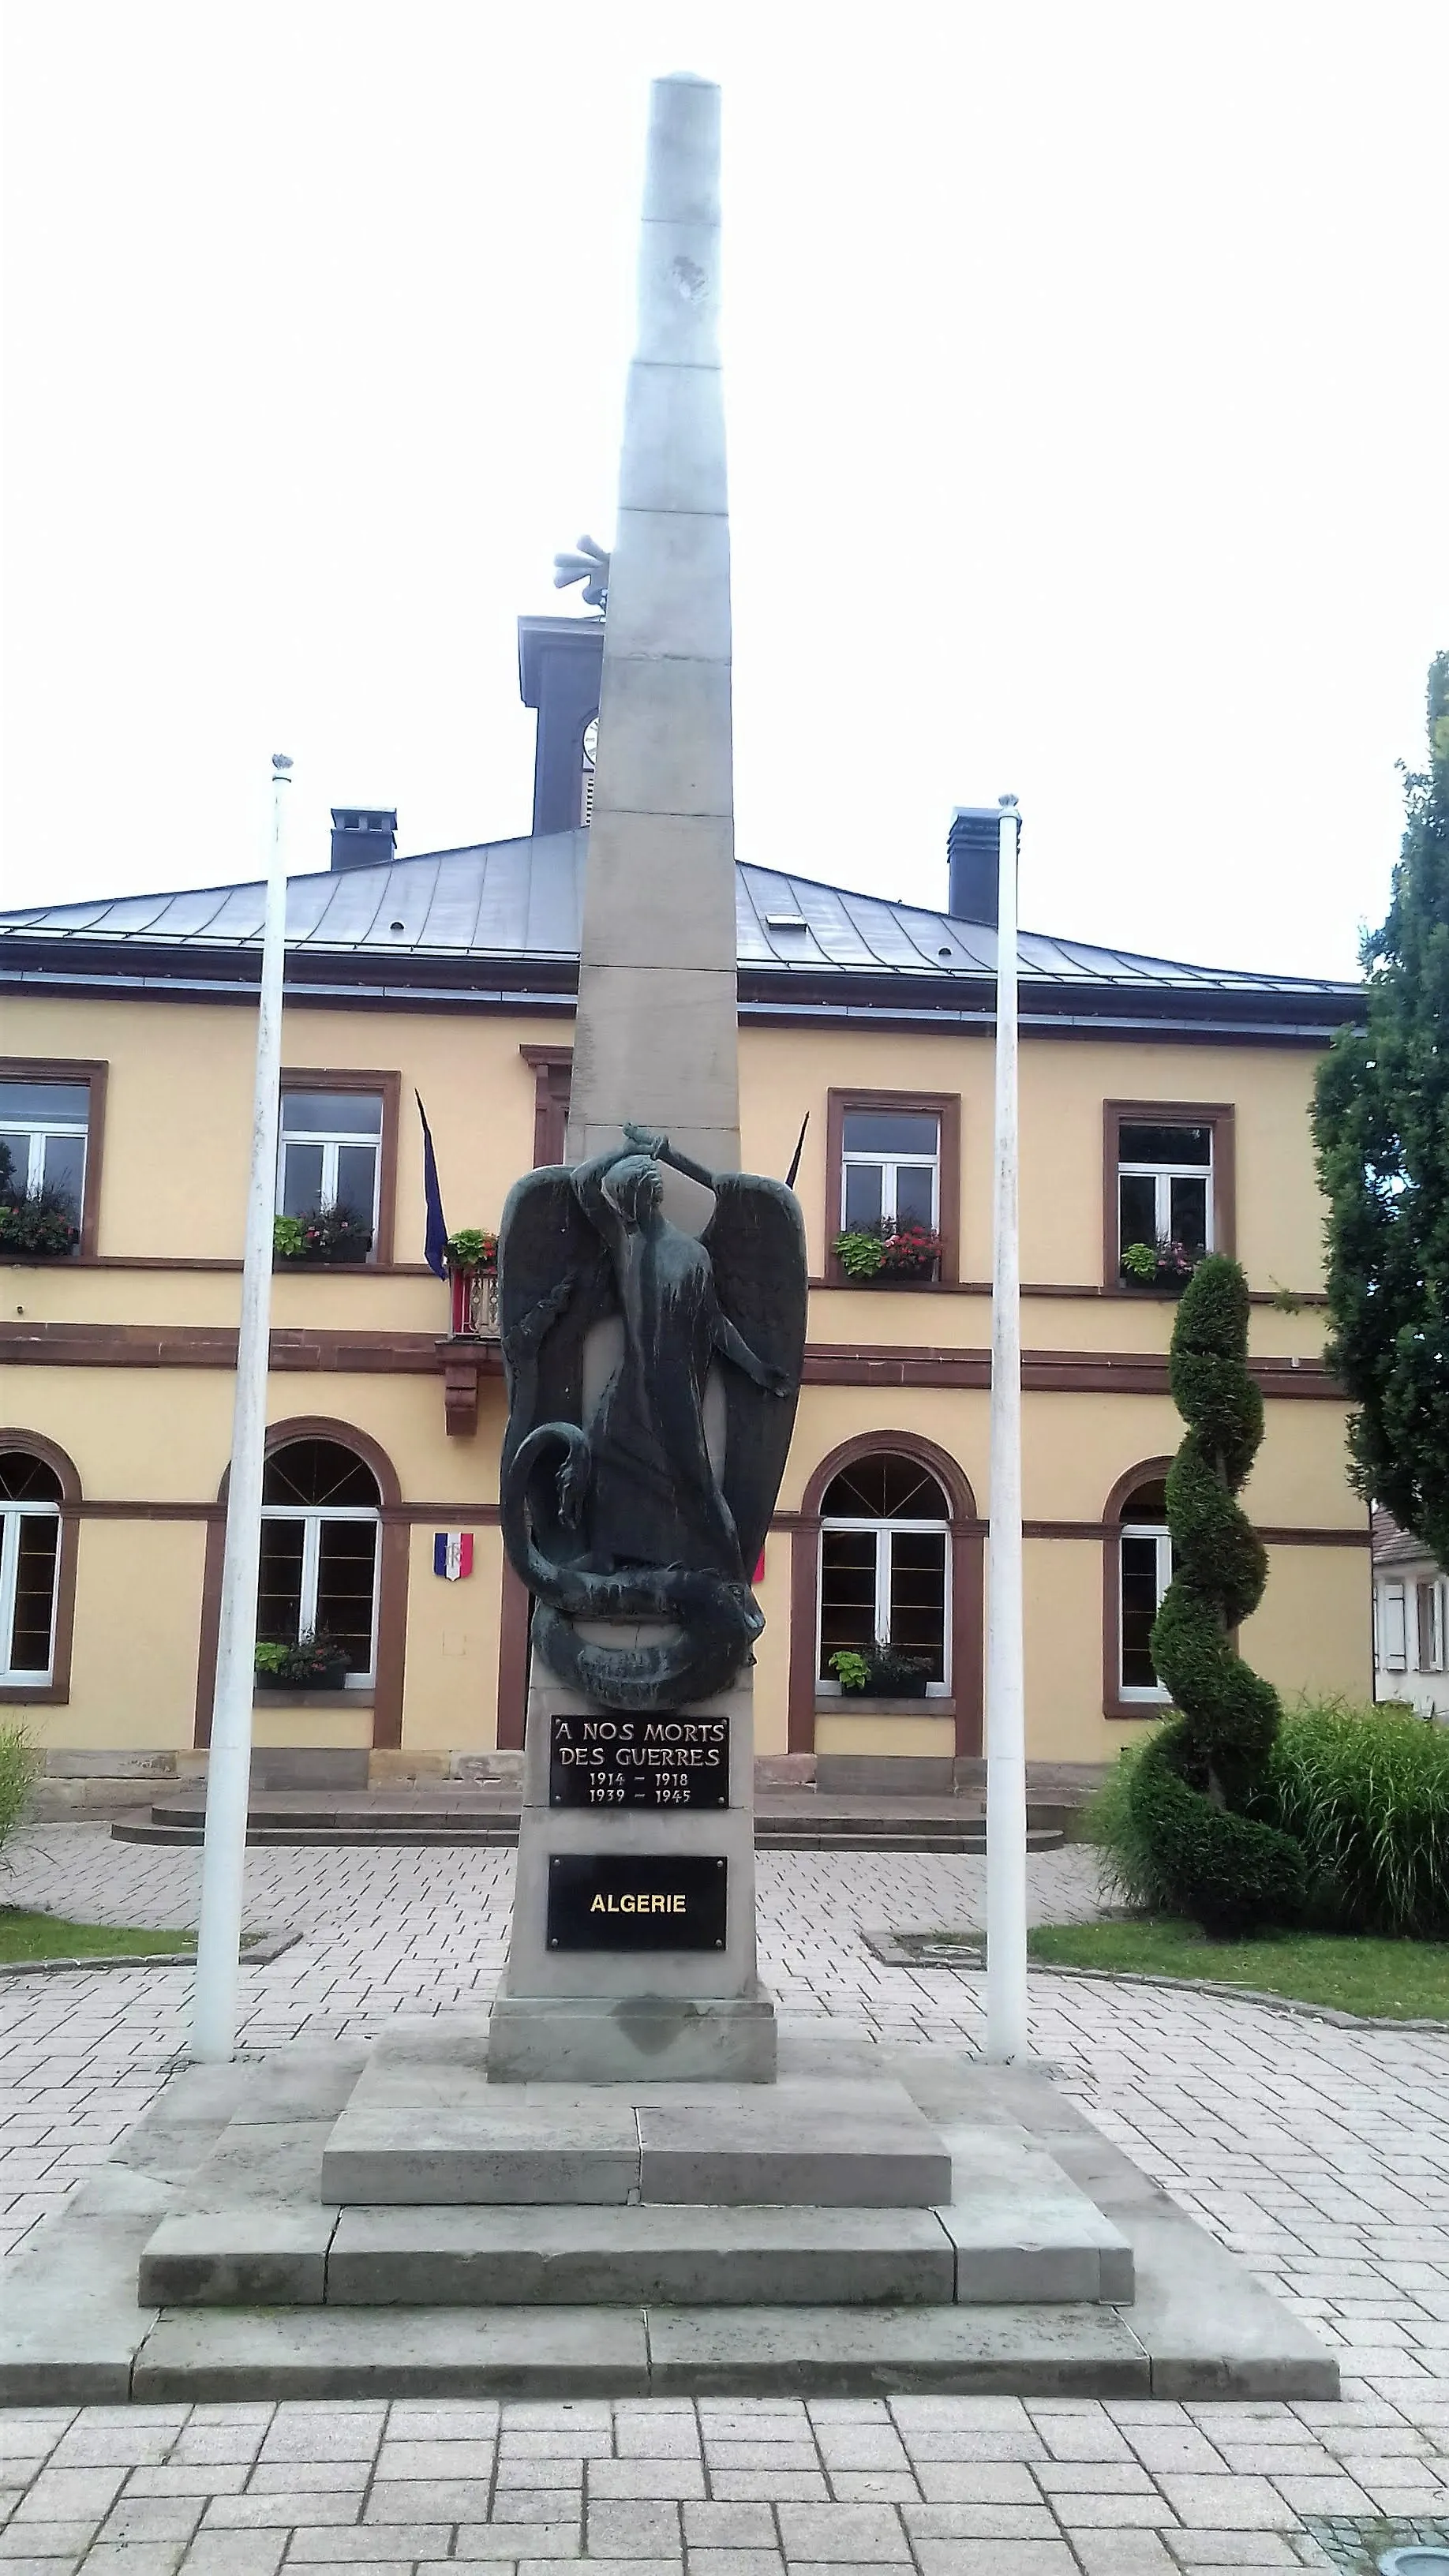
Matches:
[330,807,397,872]
[947,807,1002,927]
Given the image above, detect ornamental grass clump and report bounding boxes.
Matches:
[1126,1253,1307,1935]
[1266,1699,1449,1941]
[0,1724,39,1855]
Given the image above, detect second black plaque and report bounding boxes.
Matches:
[549,1712,729,1810]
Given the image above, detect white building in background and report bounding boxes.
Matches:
[1372,1507,1449,1722]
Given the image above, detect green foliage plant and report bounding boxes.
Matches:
[0,1723,39,1854]
[1126,1254,1307,1934]
[1120,1241,1159,1283]
[829,1649,871,1691]
[1312,652,1449,1559]
[833,1229,886,1279]
[445,1228,497,1273]
[1265,1697,1449,1940]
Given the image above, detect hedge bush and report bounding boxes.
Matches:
[1125,1254,1306,1934]
[1092,1704,1449,1941]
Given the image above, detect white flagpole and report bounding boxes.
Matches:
[985,793,1029,2063]
[190,753,292,2062]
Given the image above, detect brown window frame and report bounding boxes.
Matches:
[1102,1456,1177,1720]
[279,1069,401,1267]
[824,1089,961,1286]
[0,1058,108,1259]
[520,1046,573,1168]
[789,1431,984,1760]
[195,1415,408,1750]
[1103,1100,1236,1293]
[0,1428,81,1705]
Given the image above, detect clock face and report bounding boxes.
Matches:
[582,716,599,768]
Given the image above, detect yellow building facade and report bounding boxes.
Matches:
[0,661,1372,1799]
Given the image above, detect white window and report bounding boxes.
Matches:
[1118,1121,1213,1271]
[277,1091,382,1253]
[841,1110,940,1234]
[0,1080,88,1228]
[1377,1580,1408,1673]
[1118,1479,1176,1700]
[1415,1578,1444,1674]
[818,1452,950,1693]
[0,1451,62,1685]
[258,1440,381,1685]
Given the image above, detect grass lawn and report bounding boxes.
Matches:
[0,1908,196,1964]
[1028,1917,1449,2021]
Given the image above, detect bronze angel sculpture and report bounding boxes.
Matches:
[498,1125,807,1711]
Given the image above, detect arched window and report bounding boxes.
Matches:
[258,1439,381,1684]
[0,1449,63,1684]
[1105,1462,1178,1712]
[818,1451,951,1691]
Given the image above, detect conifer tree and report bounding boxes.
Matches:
[1313,653,1449,1558]
[1128,1255,1305,1934]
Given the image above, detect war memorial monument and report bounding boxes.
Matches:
[0,75,1338,2403]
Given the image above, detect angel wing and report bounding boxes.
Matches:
[496,1166,608,1531]
[706,1174,809,1571]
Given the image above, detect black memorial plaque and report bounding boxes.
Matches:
[547,1852,728,1952]
[549,1713,728,1810]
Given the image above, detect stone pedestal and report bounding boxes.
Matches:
[489,1662,777,2083]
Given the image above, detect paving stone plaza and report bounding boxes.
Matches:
[2,1823,1447,2572]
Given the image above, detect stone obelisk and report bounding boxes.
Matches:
[566,74,737,1177]
[487,75,777,2085]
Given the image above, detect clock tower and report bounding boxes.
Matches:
[518,613,604,833]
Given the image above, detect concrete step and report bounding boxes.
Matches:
[320,2064,956,2211]
[140,2202,963,2308]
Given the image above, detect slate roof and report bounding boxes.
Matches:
[0,828,1359,1000]
[1372,1507,1439,1572]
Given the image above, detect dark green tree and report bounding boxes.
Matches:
[1312,652,1449,1559]
[1128,1255,1306,1934]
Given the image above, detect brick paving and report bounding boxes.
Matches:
[2,1823,1448,2570]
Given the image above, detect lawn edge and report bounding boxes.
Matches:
[0,1926,299,1977]
[1028,1951,1449,2031]
[861,1925,1449,2031]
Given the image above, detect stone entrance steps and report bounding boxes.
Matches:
[111,1794,1070,1853]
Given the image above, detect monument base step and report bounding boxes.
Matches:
[136,2186,1133,2310]
[318,2018,951,2207]
[0,2039,1337,2404]
[485,1989,778,2085]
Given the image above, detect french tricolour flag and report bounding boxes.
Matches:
[433,1531,474,1581]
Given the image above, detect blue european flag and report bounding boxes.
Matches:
[415,1091,448,1279]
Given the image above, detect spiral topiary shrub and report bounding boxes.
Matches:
[1127,1253,1307,1935]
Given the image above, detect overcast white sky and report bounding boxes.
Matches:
[2,2,1446,979]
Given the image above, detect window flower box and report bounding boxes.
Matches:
[829,1645,932,1698]
[1119,1237,1198,1294]
[445,1230,500,1338]
[833,1223,942,1284]
[254,1632,350,1691]
[273,1208,374,1266]
[0,1188,80,1259]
